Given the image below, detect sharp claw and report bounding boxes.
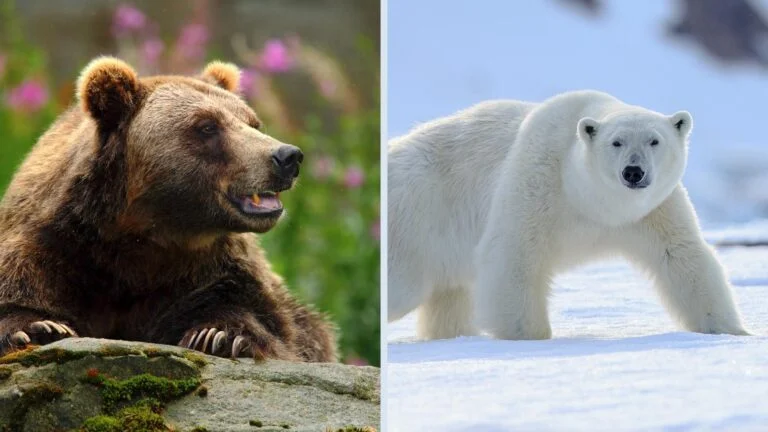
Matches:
[212,331,227,355]
[185,330,199,348]
[59,323,76,336]
[232,335,247,358]
[192,329,209,351]
[45,321,67,335]
[29,321,51,334]
[11,331,30,345]
[202,328,217,353]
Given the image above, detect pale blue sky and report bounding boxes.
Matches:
[388,0,768,224]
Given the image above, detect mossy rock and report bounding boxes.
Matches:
[0,338,379,432]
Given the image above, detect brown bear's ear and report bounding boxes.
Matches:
[76,57,142,129]
[200,61,241,93]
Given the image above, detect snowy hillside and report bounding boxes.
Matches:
[387,224,768,431]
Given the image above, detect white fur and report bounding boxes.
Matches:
[388,100,536,338]
[389,90,748,340]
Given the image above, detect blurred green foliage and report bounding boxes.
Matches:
[0,0,380,366]
[264,112,380,366]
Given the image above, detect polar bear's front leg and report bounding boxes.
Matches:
[626,187,748,336]
[474,227,553,341]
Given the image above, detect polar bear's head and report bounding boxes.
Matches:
[572,109,691,223]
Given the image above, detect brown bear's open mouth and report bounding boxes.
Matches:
[229,191,284,217]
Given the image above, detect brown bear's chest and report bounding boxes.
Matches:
[62,272,206,339]
[45,235,239,340]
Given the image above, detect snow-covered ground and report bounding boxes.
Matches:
[387,223,768,431]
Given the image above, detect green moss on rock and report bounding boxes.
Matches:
[182,351,208,368]
[0,343,208,373]
[80,415,121,432]
[0,346,89,366]
[352,376,378,402]
[80,399,167,432]
[142,347,166,357]
[82,371,200,412]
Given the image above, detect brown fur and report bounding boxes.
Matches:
[0,57,337,362]
[200,61,242,93]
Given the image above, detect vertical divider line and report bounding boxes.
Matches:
[379,0,389,430]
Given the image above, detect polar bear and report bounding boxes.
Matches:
[389,90,748,340]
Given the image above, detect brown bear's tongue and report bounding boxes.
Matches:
[242,193,281,213]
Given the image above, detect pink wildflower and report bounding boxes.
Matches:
[239,68,260,98]
[319,79,337,98]
[141,38,164,65]
[177,23,209,60]
[6,79,48,113]
[345,356,369,366]
[112,4,146,37]
[311,156,335,180]
[259,39,294,73]
[343,166,365,189]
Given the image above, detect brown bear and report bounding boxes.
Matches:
[0,57,337,362]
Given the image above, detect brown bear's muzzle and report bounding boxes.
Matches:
[271,145,304,180]
[225,144,303,222]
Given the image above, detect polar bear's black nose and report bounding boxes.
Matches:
[622,165,645,185]
[272,145,304,179]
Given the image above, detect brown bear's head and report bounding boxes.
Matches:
[76,57,302,242]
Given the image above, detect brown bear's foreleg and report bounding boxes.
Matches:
[272,290,339,362]
[0,305,78,356]
[146,279,302,361]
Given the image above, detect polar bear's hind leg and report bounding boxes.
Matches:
[417,285,477,340]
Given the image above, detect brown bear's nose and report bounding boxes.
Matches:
[271,145,304,179]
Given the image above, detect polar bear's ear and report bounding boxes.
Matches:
[669,111,693,138]
[577,117,599,143]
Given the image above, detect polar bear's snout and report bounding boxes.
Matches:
[621,165,648,189]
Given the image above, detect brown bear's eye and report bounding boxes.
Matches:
[198,122,219,136]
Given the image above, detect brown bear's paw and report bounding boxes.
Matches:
[2,320,78,353]
[179,327,295,360]
[180,327,245,358]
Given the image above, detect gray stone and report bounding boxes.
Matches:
[0,338,379,432]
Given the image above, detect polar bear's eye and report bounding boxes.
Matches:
[612,141,622,147]
[650,139,659,146]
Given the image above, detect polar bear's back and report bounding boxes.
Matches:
[388,100,535,287]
